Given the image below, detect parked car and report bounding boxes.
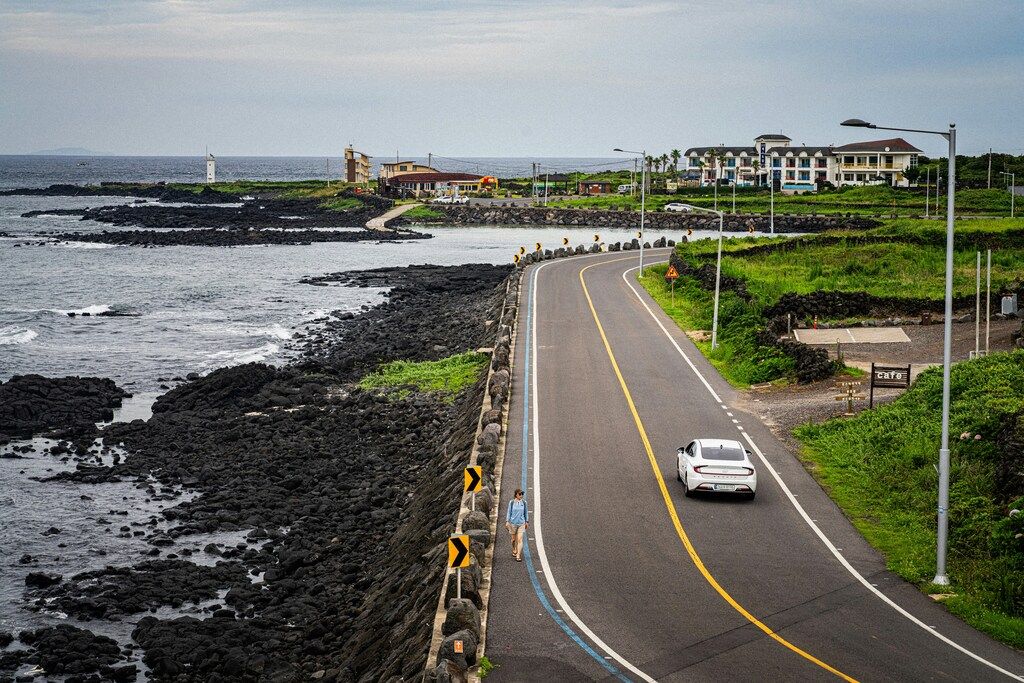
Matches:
[663,202,694,213]
[677,438,757,499]
[617,183,636,194]
[431,195,468,205]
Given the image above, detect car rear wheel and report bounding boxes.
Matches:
[683,472,693,497]
[745,491,756,501]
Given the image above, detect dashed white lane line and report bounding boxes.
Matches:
[619,262,1024,681]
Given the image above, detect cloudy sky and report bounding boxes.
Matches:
[0,0,1021,158]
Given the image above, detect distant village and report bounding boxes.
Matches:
[338,133,927,200]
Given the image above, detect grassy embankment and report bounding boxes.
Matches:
[551,185,1015,216]
[796,352,1024,647]
[165,180,378,212]
[402,205,445,221]
[638,218,1024,387]
[358,352,488,401]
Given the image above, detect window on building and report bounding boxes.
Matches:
[739,157,748,167]
[786,170,795,180]
[727,170,735,179]
[816,159,827,168]
[691,158,702,167]
[799,171,810,181]
[856,173,866,182]
[909,154,918,167]
[400,165,408,171]
[786,158,796,168]
[799,158,810,168]
[772,158,781,168]
[856,156,867,166]
[726,158,735,167]
[843,155,855,165]
[816,171,826,179]
[869,155,878,166]
[844,173,854,181]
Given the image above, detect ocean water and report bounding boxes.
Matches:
[0,155,712,393]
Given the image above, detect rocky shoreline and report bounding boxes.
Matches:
[42,226,430,247]
[0,262,514,681]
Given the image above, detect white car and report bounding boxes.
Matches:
[432,195,469,205]
[677,438,757,499]
[663,202,694,213]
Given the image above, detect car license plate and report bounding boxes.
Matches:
[714,484,737,491]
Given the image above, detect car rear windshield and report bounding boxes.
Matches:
[704,445,745,461]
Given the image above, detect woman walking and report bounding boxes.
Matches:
[505,488,529,562]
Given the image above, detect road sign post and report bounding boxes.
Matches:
[665,264,679,308]
[834,381,866,416]
[868,363,912,408]
[464,466,482,512]
[448,534,471,600]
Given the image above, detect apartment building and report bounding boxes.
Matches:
[344,146,372,185]
[685,133,921,190]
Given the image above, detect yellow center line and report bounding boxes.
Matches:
[578,259,858,683]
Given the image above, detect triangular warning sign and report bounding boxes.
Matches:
[665,265,679,280]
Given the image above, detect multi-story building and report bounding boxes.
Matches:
[684,133,921,191]
[831,138,922,187]
[379,160,439,181]
[344,146,372,185]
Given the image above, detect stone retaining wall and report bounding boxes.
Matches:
[394,205,879,233]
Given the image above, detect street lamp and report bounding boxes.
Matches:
[843,117,957,586]
[681,205,725,350]
[614,148,647,273]
[1001,171,1016,218]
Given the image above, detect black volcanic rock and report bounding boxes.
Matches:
[0,374,129,443]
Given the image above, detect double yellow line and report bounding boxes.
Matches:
[578,260,857,682]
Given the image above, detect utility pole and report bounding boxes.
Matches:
[532,163,537,204]
[988,148,992,189]
[925,166,930,217]
[428,153,432,169]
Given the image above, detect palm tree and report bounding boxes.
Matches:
[661,154,670,174]
[706,148,719,187]
[670,149,681,174]
[751,159,761,187]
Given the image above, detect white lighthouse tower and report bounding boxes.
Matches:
[206,152,216,184]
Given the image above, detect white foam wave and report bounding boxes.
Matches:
[0,326,38,345]
[52,241,120,250]
[207,342,280,366]
[264,323,293,340]
[45,304,112,316]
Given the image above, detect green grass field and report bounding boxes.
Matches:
[402,205,445,221]
[550,185,1016,216]
[796,352,1024,647]
[357,352,488,401]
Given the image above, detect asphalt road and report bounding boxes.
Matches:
[485,249,1024,682]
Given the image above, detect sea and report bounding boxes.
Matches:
[0,155,729,671]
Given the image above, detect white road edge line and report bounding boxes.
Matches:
[620,262,1024,681]
[531,257,658,683]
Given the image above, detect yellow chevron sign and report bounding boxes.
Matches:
[448,535,470,568]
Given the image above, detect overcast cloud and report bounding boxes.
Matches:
[0,0,1021,157]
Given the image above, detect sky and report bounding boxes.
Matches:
[0,0,1022,158]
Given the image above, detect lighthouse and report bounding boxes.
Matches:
[206,153,216,184]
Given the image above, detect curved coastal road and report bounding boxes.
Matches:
[485,249,1024,681]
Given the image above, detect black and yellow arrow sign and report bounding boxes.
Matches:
[513,254,520,263]
[562,237,569,245]
[448,534,471,568]
[748,226,755,234]
[464,466,483,493]
[535,242,542,251]
[519,246,526,255]
[687,228,693,236]
[637,231,643,239]
[594,234,600,242]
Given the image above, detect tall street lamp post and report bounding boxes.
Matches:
[614,148,646,273]
[1002,172,1016,218]
[842,118,956,586]
[682,205,725,350]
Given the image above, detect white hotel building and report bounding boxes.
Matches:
[684,133,922,191]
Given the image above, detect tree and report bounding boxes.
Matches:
[903,166,922,185]
[751,159,761,187]
[706,148,719,185]
[671,149,681,174]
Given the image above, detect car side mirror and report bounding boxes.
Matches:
[745,449,753,457]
